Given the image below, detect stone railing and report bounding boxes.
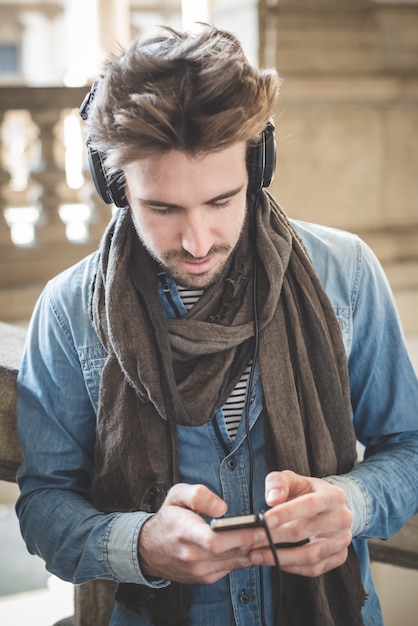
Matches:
[0,86,112,323]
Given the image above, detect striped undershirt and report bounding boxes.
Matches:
[177,285,251,440]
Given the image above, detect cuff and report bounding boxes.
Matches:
[104,511,170,588]
[323,475,368,537]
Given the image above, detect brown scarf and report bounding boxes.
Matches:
[91,193,366,625]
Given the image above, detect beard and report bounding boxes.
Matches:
[162,244,232,288]
[137,239,232,289]
[131,216,247,290]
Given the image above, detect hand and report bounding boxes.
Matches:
[249,470,353,577]
[138,483,266,584]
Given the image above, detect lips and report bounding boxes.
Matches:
[178,256,216,274]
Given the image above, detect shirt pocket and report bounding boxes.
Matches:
[334,306,352,355]
[78,344,108,412]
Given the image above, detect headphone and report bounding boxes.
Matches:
[80,81,276,208]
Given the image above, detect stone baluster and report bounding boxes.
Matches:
[29,108,68,243]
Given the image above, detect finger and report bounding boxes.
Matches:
[204,524,267,556]
[166,483,228,518]
[178,544,254,582]
[250,529,351,577]
[265,471,289,507]
[282,542,350,577]
[267,470,326,507]
[265,482,347,527]
[274,509,353,546]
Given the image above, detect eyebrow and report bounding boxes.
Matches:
[138,184,245,209]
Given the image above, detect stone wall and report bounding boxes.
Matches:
[259,0,418,333]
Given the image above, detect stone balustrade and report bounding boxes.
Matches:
[1,3,418,334]
[0,86,112,323]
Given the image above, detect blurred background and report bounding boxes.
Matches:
[0,1,417,624]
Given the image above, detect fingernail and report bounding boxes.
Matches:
[266,488,284,505]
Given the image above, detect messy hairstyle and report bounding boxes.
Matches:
[86,24,282,174]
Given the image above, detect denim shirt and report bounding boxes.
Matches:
[16,220,418,626]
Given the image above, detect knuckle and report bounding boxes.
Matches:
[343,507,353,528]
[330,547,349,571]
[303,541,323,566]
[281,469,295,481]
[166,482,185,500]
[189,483,209,509]
[323,482,346,506]
[308,547,349,578]
[285,524,302,542]
[309,562,327,577]
[342,527,353,546]
[333,485,346,502]
[201,533,221,555]
[177,543,196,565]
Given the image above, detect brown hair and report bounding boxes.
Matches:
[87,24,281,174]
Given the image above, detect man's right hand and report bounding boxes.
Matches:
[138,483,265,585]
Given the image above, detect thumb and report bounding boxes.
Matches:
[265,471,290,507]
[167,483,228,518]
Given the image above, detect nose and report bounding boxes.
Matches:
[181,210,214,258]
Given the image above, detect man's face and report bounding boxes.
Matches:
[124,142,248,289]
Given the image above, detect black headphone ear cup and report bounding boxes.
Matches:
[87,143,127,208]
[246,121,276,194]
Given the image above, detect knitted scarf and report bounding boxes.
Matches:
[91,192,366,625]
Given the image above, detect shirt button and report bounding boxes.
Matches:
[162,284,170,293]
[227,457,236,470]
[249,396,255,406]
[239,589,249,604]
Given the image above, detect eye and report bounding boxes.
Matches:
[211,198,232,209]
[150,207,171,215]
[145,203,180,216]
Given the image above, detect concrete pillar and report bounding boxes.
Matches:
[97,0,131,61]
[211,0,259,64]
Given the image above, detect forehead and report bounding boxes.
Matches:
[123,143,248,200]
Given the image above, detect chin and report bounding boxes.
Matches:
[175,269,222,290]
[177,275,216,290]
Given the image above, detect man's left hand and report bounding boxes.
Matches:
[249,470,353,577]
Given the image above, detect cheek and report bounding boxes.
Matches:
[136,214,178,253]
[227,207,247,244]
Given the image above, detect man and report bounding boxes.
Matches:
[16,24,418,626]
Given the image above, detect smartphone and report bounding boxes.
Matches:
[210,514,261,531]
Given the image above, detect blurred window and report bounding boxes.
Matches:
[0,44,19,75]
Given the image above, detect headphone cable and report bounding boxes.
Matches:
[243,193,283,626]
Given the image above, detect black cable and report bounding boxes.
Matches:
[258,512,283,626]
[242,192,272,625]
[243,192,261,515]
[243,250,259,515]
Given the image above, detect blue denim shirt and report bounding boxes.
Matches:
[16,220,418,626]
